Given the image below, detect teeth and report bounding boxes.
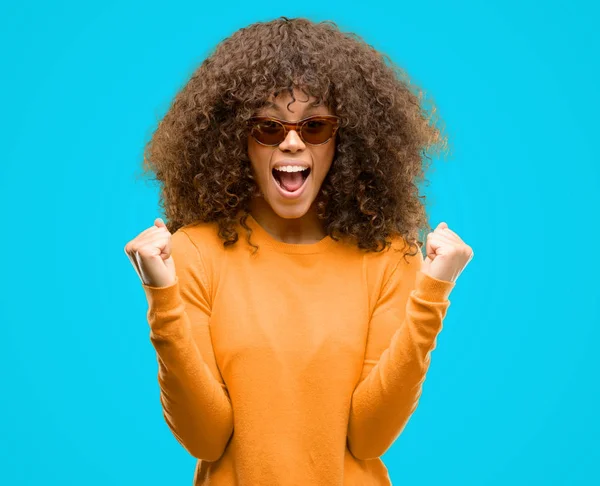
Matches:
[274,166,309,173]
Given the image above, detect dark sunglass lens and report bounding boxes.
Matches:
[253,120,284,145]
[302,120,333,144]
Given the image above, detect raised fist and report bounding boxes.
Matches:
[124,218,176,288]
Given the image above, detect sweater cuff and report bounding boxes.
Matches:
[141,276,182,313]
[414,271,455,302]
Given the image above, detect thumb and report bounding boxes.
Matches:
[154,217,171,260]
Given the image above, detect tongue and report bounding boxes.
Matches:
[279,171,304,192]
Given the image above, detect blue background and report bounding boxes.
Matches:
[1,0,598,484]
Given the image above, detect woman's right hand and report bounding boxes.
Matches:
[124,218,177,288]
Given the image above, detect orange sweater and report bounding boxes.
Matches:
[142,213,455,485]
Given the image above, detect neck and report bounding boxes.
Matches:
[248,197,327,244]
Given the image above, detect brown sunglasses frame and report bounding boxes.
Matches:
[246,115,341,146]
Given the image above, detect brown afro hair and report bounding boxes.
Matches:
[138,16,450,260]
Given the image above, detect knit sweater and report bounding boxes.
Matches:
[141,213,455,485]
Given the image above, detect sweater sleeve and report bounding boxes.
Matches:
[347,248,455,460]
[141,229,233,462]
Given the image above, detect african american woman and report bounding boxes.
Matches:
[124,16,474,486]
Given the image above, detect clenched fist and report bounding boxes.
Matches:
[421,221,474,284]
[124,218,176,288]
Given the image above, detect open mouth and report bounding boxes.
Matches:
[272,167,311,194]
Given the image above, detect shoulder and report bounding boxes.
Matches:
[173,221,223,255]
[167,222,222,296]
[362,235,423,297]
[365,234,422,273]
[170,221,226,285]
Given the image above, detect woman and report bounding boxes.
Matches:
[124,16,473,485]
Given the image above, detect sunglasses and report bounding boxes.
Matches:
[247,115,340,146]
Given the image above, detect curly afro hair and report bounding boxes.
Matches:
[139,16,449,260]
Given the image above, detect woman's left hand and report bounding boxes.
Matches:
[421,222,474,284]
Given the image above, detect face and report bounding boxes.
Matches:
[247,88,337,220]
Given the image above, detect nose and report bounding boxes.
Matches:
[278,128,306,152]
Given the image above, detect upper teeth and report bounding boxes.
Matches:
[274,166,308,172]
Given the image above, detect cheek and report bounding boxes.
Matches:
[313,144,336,179]
[247,139,270,178]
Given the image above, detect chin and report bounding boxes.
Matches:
[270,202,312,219]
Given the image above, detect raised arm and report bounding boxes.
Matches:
[142,229,233,461]
[347,249,455,460]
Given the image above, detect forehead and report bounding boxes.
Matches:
[262,98,321,109]
[258,98,326,120]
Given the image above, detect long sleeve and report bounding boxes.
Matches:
[347,249,455,460]
[141,229,233,462]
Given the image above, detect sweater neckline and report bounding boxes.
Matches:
[245,213,336,255]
